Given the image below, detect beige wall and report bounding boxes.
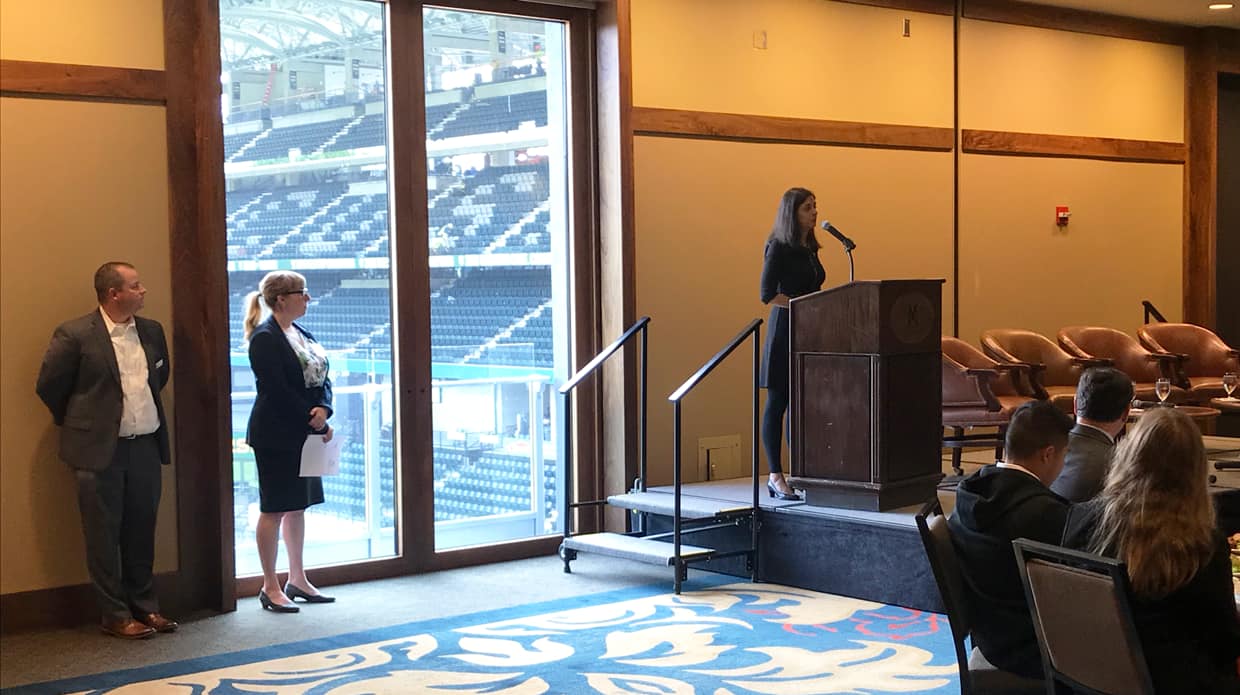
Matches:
[958,19,1185,344]
[0,0,173,596]
[634,137,953,480]
[628,1,1185,485]
[0,0,164,69]
[632,0,954,126]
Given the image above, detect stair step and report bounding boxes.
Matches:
[563,532,713,566]
[607,491,752,519]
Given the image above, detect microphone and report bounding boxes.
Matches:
[820,220,857,251]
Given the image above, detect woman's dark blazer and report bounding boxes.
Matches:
[245,316,333,450]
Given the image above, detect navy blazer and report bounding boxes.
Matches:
[245,316,333,451]
[36,310,172,471]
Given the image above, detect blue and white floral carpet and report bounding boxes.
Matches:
[14,582,959,694]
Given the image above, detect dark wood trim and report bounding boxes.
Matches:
[234,556,414,599]
[389,0,433,575]
[633,107,955,152]
[165,0,234,615]
[597,0,636,533]
[833,0,953,16]
[570,7,606,535]
[1220,30,1240,75]
[962,129,1186,164]
[1,573,183,634]
[428,536,563,572]
[961,0,1192,45]
[1184,28,1223,327]
[0,59,166,104]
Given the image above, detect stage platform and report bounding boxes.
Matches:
[638,436,1240,613]
[642,477,950,613]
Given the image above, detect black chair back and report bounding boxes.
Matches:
[917,500,1044,695]
[1012,539,1155,695]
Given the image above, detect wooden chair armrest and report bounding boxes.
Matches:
[943,359,1000,409]
[1071,357,1112,368]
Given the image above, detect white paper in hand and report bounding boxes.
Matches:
[300,433,343,477]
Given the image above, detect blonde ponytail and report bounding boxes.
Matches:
[243,291,265,340]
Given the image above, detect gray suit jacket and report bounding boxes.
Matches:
[1049,423,1114,503]
[36,310,171,471]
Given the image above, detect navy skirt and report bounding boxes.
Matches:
[254,446,324,513]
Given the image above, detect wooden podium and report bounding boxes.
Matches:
[787,280,945,511]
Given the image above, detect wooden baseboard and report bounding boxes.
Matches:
[633,107,954,152]
[962,129,1186,164]
[1,572,189,634]
[0,59,166,104]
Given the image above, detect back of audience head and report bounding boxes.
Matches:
[1074,367,1134,424]
[1003,400,1074,485]
[1091,407,1213,598]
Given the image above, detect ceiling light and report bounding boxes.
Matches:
[1208,3,1234,9]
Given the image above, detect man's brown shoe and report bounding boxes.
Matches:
[136,613,178,633]
[101,618,156,640]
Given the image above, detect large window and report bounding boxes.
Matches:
[423,8,571,550]
[220,0,583,575]
[221,0,398,575]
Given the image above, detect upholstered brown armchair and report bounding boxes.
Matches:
[941,337,1037,475]
[1057,326,1187,404]
[1138,323,1240,401]
[981,329,1106,412]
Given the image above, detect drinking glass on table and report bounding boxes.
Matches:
[1155,378,1171,404]
[1224,371,1238,399]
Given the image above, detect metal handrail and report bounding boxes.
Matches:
[1142,300,1167,324]
[558,317,650,544]
[668,318,763,593]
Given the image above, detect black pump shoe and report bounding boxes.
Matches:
[259,590,299,613]
[767,482,801,501]
[285,582,336,603]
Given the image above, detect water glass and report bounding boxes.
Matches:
[1224,372,1238,398]
[1155,378,1171,403]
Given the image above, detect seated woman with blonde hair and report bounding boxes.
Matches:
[1062,407,1240,693]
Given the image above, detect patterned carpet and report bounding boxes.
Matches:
[10,582,959,694]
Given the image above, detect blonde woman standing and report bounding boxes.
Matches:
[1062,407,1240,693]
[243,271,335,612]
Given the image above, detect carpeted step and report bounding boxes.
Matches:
[606,491,751,519]
[562,532,713,566]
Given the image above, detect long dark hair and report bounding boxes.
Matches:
[766,187,820,251]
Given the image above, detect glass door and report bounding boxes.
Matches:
[221,0,398,575]
[421,6,573,551]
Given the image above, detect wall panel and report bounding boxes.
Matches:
[0,97,174,594]
[634,135,953,479]
[957,154,1182,344]
[631,0,954,127]
[0,0,164,69]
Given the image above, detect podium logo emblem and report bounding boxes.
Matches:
[890,293,934,345]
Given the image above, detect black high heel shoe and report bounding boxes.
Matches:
[259,590,299,613]
[285,582,335,604]
[767,482,801,501]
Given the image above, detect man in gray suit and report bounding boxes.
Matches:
[1050,367,1133,503]
[36,262,177,639]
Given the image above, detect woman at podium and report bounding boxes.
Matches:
[759,187,826,500]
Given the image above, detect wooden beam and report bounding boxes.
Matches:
[1184,29,1221,327]
[598,0,637,535]
[832,0,954,16]
[962,129,1186,164]
[961,0,1192,46]
[633,107,955,152]
[164,0,233,614]
[0,59,165,103]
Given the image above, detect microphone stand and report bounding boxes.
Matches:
[846,248,855,283]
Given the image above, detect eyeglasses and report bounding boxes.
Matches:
[280,288,309,296]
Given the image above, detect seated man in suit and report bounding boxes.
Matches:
[1050,367,1133,503]
[949,400,1074,679]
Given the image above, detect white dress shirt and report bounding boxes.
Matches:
[100,307,159,437]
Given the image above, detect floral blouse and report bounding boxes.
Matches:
[284,325,329,388]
